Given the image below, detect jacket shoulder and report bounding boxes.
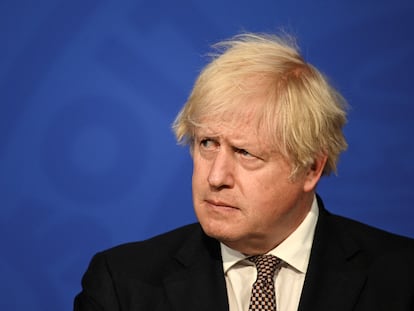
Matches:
[104,223,202,259]
[75,224,212,310]
[325,210,414,256]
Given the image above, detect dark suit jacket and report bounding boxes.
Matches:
[74,199,414,310]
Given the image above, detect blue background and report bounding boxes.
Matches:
[1,0,413,310]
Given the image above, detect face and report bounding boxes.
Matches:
[191,105,323,255]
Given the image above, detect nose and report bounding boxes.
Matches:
[207,148,235,189]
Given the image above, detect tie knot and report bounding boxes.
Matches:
[248,255,282,280]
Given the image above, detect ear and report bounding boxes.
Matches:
[303,154,328,192]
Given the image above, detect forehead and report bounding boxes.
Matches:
[196,101,259,133]
[194,110,271,147]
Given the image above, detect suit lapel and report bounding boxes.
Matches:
[298,197,369,311]
[163,226,229,311]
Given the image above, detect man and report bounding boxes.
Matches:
[74,33,414,311]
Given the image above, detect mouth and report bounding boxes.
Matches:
[205,199,238,210]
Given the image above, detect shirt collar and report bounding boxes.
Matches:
[221,195,319,274]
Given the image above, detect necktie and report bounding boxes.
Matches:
[248,255,282,311]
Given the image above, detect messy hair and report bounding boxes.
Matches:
[173,33,348,177]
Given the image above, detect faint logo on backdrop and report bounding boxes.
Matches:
[42,96,145,204]
[1,1,208,310]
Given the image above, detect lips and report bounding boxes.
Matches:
[205,199,238,209]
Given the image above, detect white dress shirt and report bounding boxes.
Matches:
[221,196,319,311]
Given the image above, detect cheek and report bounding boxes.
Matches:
[192,162,203,183]
[192,161,208,194]
[192,155,211,179]
[245,178,294,211]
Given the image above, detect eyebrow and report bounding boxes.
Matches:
[193,129,222,141]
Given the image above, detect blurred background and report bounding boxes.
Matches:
[1,0,413,310]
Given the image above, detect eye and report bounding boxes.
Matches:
[236,148,254,158]
[200,138,216,150]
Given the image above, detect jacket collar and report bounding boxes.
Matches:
[298,195,368,311]
[162,225,229,311]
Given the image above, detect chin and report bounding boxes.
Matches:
[200,220,241,243]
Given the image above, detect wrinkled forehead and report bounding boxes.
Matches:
[194,98,261,132]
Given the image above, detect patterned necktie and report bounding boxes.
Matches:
[248,255,282,311]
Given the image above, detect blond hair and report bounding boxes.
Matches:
[173,33,348,177]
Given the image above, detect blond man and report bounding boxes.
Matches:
[75,33,414,311]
